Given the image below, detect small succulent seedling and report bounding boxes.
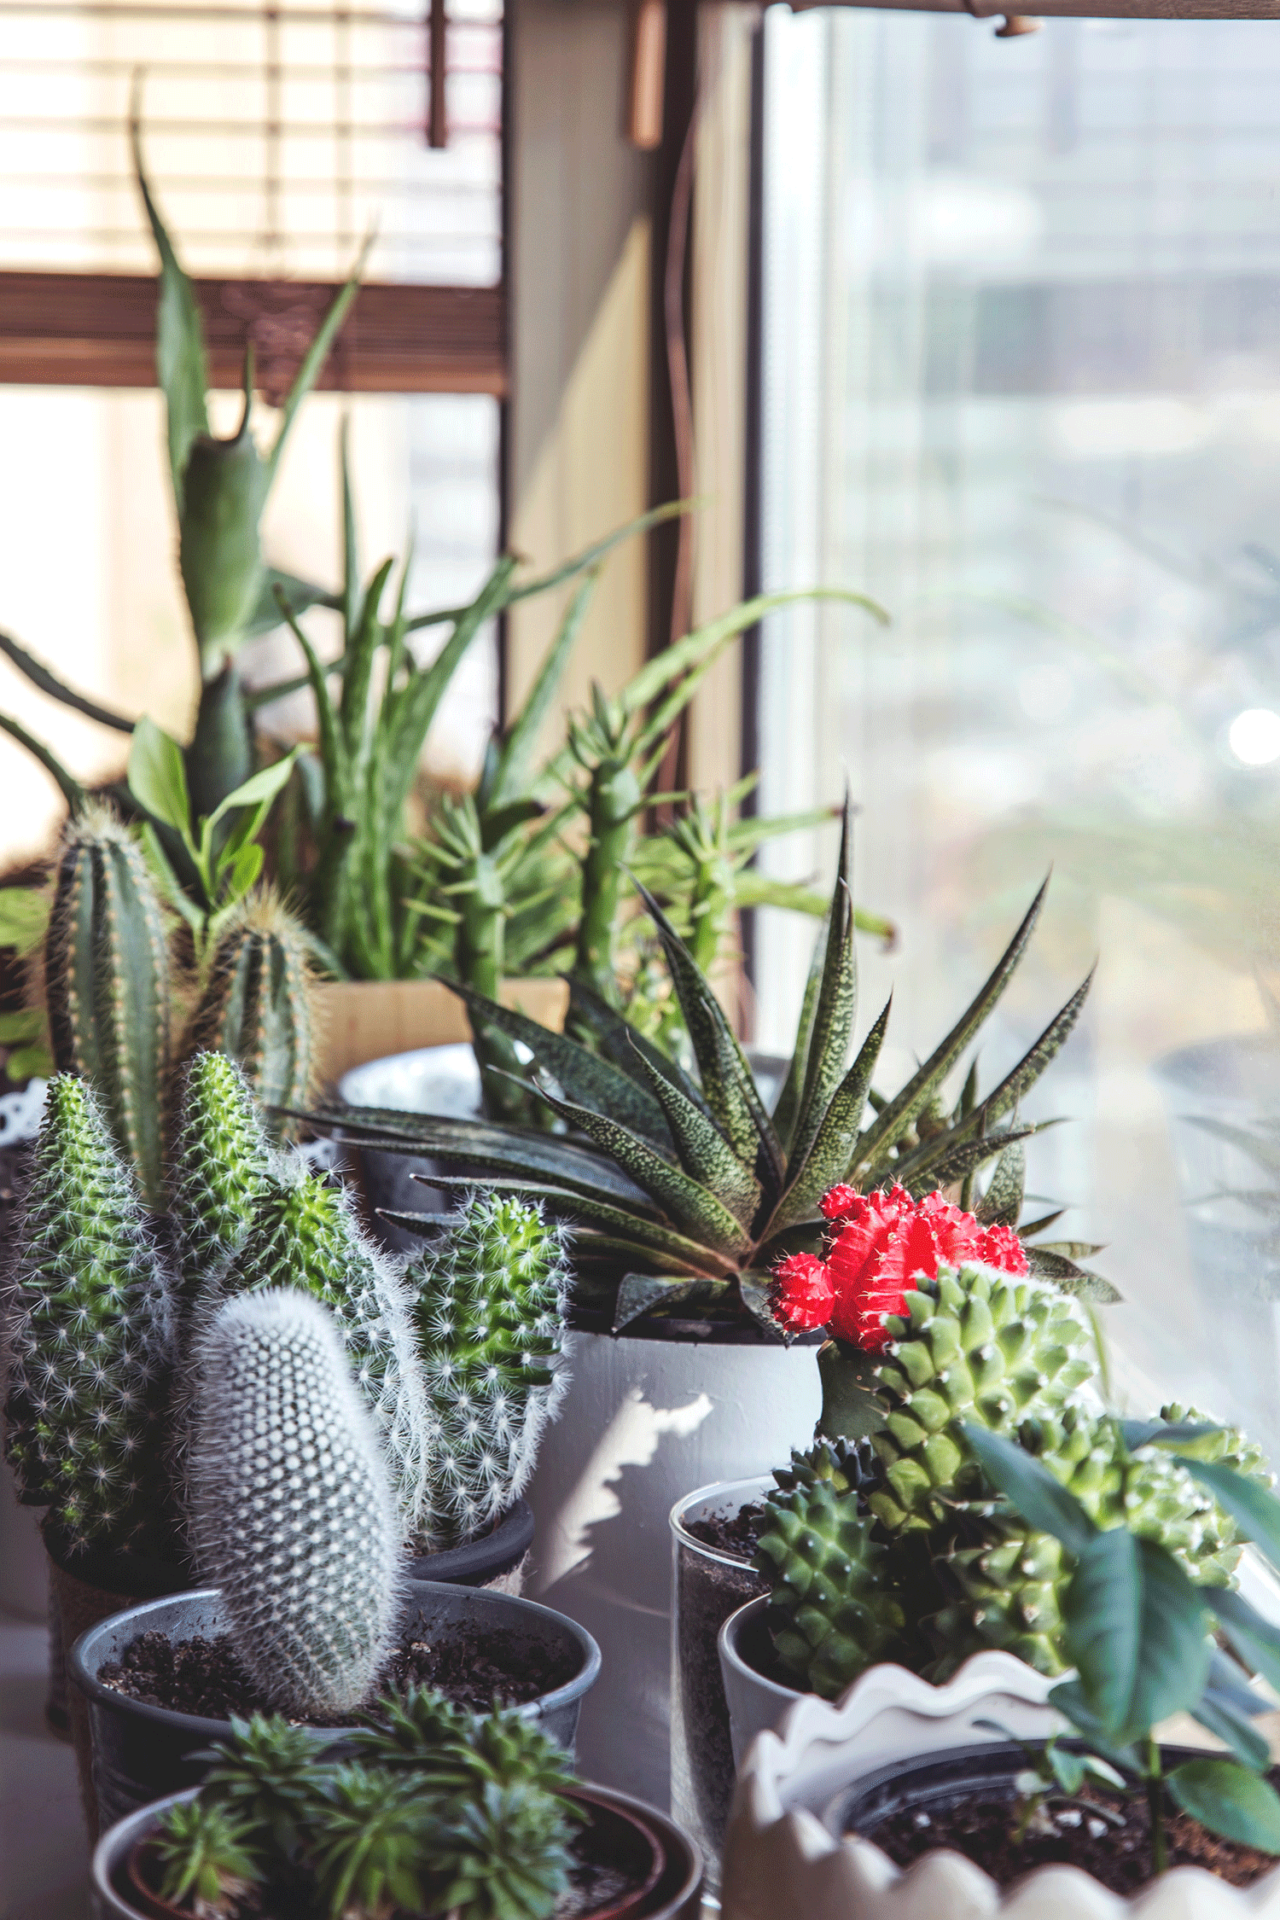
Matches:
[969,1420,1280,1876]
[152,1799,261,1920]
[200,1714,326,1863]
[430,1779,576,1920]
[308,1766,427,1920]
[352,1686,574,1800]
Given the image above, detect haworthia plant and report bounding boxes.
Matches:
[312,801,1099,1331]
[42,802,173,1209]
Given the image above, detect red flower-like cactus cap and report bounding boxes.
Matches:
[771,1181,1029,1352]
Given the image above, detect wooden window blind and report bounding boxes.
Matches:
[0,0,506,395]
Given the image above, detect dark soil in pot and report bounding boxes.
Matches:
[671,1498,769,1872]
[124,1789,664,1920]
[841,1742,1280,1897]
[99,1616,580,1724]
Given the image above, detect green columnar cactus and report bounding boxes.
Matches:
[407,1193,570,1549]
[221,1163,431,1536]
[181,892,314,1132]
[2,1075,171,1550]
[169,1050,277,1316]
[754,1479,911,1698]
[868,1264,1094,1535]
[188,1288,402,1718]
[43,803,172,1208]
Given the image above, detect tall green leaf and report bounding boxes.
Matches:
[770,907,829,1151]
[1064,1530,1210,1746]
[131,101,209,501]
[1182,1458,1280,1572]
[962,1424,1099,1558]
[1169,1760,1280,1852]
[629,1046,762,1229]
[769,998,892,1232]
[788,804,857,1172]
[267,232,374,481]
[489,568,600,808]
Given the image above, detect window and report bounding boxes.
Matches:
[754,6,1280,1442]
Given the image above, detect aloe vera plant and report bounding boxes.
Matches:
[308,803,1094,1331]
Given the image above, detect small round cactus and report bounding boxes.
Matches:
[2,1074,172,1551]
[188,1288,403,1719]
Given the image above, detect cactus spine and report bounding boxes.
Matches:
[182,891,314,1134]
[188,1288,402,1718]
[221,1165,431,1536]
[42,803,172,1207]
[2,1075,171,1550]
[407,1193,570,1549]
[170,1051,277,1316]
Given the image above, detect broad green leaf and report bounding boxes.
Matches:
[962,1424,1099,1559]
[1192,1689,1273,1774]
[0,628,136,734]
[128,715,193,837]
[613,1274,736,1331]
[1169,1759,1280,1852]
[132,102,209,498]
[1183,1458,1280,1574]
[768,998,892,1233]
[6,1044,53,1082]
[629,1045,762,1230]
[1211,1587,1280,1702]
[1047,1679,1142,1776]
[225,842,264,898]
[789,805,857,1173]
[851,879,1049,1180]
[529,1080,753,1256]
[1064,1530,1210,1746]
[438,979,673,1149]
[0,887,50,955]
[207,746,300,828]
[0,714,86,813]
[975,1140,1026,1228]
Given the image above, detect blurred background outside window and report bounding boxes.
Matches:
[754,4,1280,1447]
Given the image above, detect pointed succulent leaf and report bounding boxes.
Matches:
[439,979,673,1148]
[770,921,826,1151]
[628,1042,762,1228]
[788,808,857,1170]
[405,1175,724,1271]
[528,1079,753,1256]
[949,971,1095,1150]
[897,1122,1044,1200]
[850,879,1049,1179]
[768,998,892,1234]
[0,714,87,813]
[1018,1208,1067,1239]
[975,1140,1026,1227]
[631,877,784,1191]
[565,977,711,1115]
[613,1273,737,1331]
[267,232,372,479]
[0,628,136,733]
[1024,1245,1122,1303]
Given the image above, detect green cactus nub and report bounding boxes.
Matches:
[221,1163,431,1536]
[3,1075,171,1551]
[170,1051,277,1316]
[407,1192,570,1549]
[42,803,172,1207]
[869,1263,1093,1535]
[181,891,314,1135]
[754,1479,909,1699]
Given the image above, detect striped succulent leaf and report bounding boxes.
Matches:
[306,801,1095,1329]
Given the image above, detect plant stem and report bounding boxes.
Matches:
[1146,1736,1168,1876]
[574,760,639,1006]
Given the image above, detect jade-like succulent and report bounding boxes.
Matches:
[2,1074,171,1551]
[42,803,173,1208]
[188,1288,402,1719]
[218,1162,431,1535]
[180,891,315,1133]
[406,1192,570,1548]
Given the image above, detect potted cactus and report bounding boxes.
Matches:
[308,803,1097,1804]
[720,1416,1280,1919]
[91,1694,705,1920]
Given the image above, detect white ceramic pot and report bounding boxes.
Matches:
[525,1327,822,1811]
[722,1677,1278,1919]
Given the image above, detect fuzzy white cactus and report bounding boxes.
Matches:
[188,1288,402,1720]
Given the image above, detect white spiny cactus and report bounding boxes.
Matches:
[188,1288,402,1719]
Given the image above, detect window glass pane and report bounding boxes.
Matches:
[757,6,1280,1443]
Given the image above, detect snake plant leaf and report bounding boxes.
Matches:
[771,905,829,1152]
[627,1044,762,1230]
[613,1274,737,1332]
[896,1120,1047,1200]
[565,977,712,1117]
[851,877,1049,1182]
[387,559,518,816]
[489,568,600,810]
[631,877,784,1191]
[131,103,209,502]
[1024,1244,1122,1303]
[128,716,192,836]
[788,804,857,1171]
[527,1079,753,1256]
[340,417,362,637]
[437,979,673,1148]
[974,1139,1026,1228]
[267,232,373,482]
[339,556,396,766]
[0,714,86,812]
[276,589,349,801]
[768,997,893,1233]
[0,629,137,734]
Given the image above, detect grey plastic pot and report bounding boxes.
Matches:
[70,1579,602,1836]
[91,1783,705,1920]
[405,1495,535,1589]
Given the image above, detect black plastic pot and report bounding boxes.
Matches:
[69,1579,602,1835]
[93,1781,705,1920]
[404,1495,535,1588]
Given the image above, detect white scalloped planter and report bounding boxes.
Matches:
[720,1663,1280,1920]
